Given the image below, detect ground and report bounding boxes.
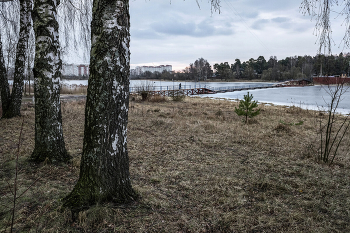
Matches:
[1,95,350,232]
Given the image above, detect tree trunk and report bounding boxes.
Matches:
[30,0,70,163]
[64,0,137,214]
[2,0,32,118]
[0,25,12,117]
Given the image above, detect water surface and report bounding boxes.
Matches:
[10,79,350,113]
[200,85,350,114]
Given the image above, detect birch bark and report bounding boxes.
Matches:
[30,0,70,163]
[64,0,137,214]
[2,0,32,118]
[0,32,11,115]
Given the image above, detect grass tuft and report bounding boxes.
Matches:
[274,123,291,133]
[148,94,167,103]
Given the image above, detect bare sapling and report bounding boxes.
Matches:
[318,83,350,164]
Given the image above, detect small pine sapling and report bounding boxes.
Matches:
[235,92,260,124]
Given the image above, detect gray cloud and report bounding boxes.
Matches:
[251,17,297,31]
[151,20,196,36]
[150,18,234,37]
[294,24,313,33]
[131,29,164,40]
[241,11,259,19]
[251,19,270,30]
[271,17,290,23]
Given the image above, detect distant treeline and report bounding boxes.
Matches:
[131,53,350,81]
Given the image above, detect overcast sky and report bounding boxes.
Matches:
[66,0,350,71]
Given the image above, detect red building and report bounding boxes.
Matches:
[313,76,350,85]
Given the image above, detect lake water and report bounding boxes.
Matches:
[9,79,350,114]
[201,85,350,114]
[131,80,350,114]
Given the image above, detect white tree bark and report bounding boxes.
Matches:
[30,0,70,163]
[2,0,33,118]
[64,0,137,216]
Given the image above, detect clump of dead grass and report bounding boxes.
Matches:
[275,123,291,133]
[148,94,167,103]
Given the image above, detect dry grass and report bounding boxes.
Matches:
[1,96,350,232]
[147,94,167,103]
[60,85,88,95]
[8,84,88,95]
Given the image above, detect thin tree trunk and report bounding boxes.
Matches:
[2,0,32,118]
[0,31,11,116]
[30,0,70,163]
[64,0,137,215]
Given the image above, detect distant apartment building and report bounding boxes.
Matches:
[62,64,89,76]
[131,65,172,76]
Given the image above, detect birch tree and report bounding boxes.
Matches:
[29,0,71,163]
[64,0,221,216]
[0,0,89,161]
[0,33,11,112]
[63,0,137,215]
[0,0,32,118]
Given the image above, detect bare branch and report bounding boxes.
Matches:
[58,0,92,61]
[300,0,350,54]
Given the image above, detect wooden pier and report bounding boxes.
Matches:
[131,81,313,97]
[148,88,215,97]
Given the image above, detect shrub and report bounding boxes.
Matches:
[135,81,154,101]
[141,91,148,101]
[171,90,186,102]
[149,94,167,103]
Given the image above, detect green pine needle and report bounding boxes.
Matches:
[235,92,261,124]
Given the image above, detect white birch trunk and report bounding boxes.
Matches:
[64,0,137,216]
[30,0,70,163]
[2,0,33,118]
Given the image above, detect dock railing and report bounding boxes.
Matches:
[130,84,196,93]
[130,83,275,94]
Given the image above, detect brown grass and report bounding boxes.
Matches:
[8,84,88,95]
[1,96,350,232]
[147,94,167,103]
[60,85,88,95]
